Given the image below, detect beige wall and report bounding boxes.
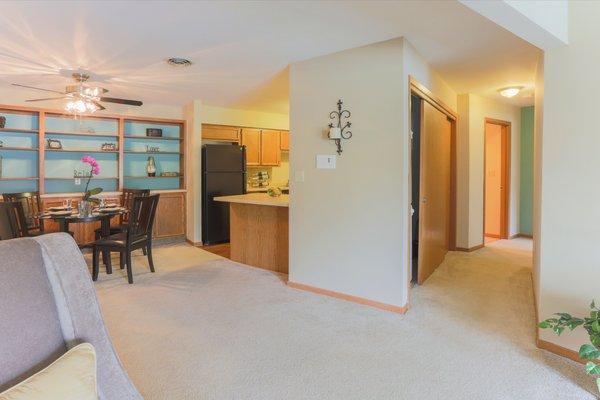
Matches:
[458,94,521,248]
[536,2,600,351]
[202,105,288,130]
[289,38,455,307]
[184,100,203,244]
[289,38,407,307]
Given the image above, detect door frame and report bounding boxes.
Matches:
[483,118,511,242]
[408,77,457,284]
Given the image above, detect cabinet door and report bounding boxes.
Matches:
[241,129,261,166]
[153,192,186,238]
[202,124,240,142]
[260,130,281,166]
[280,130,290,151]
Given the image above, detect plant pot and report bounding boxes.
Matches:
[78,200,92,217]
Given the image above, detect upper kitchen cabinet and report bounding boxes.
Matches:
[280,130,290,151]
[260,130,281,166]
[241,128,261,166]
[202,124,240,142]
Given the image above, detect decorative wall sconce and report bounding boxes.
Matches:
[328,99,352,155]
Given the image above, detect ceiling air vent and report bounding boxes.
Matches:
[166,57,193,67]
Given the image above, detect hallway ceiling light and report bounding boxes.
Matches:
[499,86,523,98]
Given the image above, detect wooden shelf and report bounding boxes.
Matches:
[0,147,39,152]
[0,128,38,134]
[124,151,182,155]
[124,176,183,179]
[45,131,119,138]
[124,135,182,141]
[0,177,39,181]
[45,177,118,180]
[45,149,119,154]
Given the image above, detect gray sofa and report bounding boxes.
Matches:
[0,233,143,399]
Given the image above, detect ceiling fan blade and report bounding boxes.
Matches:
[92,100,106,111]
[12,83,66,95]
[100,97,143,106]
[26,97,69,102]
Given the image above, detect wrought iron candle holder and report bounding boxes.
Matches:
[328,99,352,155]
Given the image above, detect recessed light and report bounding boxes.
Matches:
[166,57,193,67]
[499,86,523,98]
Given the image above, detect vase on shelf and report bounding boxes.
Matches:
[146,156,156,177]
[78,200,92,217]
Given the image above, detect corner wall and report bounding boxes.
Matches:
[520,106,534,236]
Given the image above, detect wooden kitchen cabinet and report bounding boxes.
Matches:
[202,124,240,142]
[153,191,186,238]
[260,130,281,166]
[241,128,261,166]
[280,130,290,151]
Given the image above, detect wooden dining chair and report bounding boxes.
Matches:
[2,191,44,236]
[95,188,150,239]
[92,194,160,284]
[0,201,29,240]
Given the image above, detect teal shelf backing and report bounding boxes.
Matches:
[45,152,118,181]
[0,149,39,179]
[124,177,181,190]
[45,177,118,194]
[45,115,118,135]
[44,134,118,152]
[0,180,38,194]
[124,121,181,139]
[0,112,38,131]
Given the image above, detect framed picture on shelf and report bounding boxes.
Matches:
[146,128,162,137]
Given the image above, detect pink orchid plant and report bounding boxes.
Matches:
[81,155,102,201]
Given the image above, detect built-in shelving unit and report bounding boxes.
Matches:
[0,105,185,195]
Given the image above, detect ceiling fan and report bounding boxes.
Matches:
[12,73,143,113]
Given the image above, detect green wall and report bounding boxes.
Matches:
[520,106,534,235]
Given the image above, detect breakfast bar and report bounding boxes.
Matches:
[214,193,289,274]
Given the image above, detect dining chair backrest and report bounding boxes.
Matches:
[127,194,160,240]
[0,201,29,240]
[121,189,150,224]
[2,191,44,233]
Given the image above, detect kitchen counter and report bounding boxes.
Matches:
[214,193,289,208]
[214,193,288,274]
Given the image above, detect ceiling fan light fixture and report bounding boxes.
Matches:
[65,99,98,114]
[166,57,193,67]
[499,86,523,98]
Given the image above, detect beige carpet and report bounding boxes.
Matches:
[92,239,596,399]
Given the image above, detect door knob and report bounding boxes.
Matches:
[421,197,428,204]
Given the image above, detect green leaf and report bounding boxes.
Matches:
[580,344,600,360]
[538,321,552,329]
[591,335,600,348]
[553,326,565,335]
[586,362,600,375]
[591,300,596,310]
[596,377,600,394]
[556,313,573,319]
[567,318,585,330]
[87,187,103,196]
[593,320,600,333]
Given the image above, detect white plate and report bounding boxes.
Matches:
[49,210,74,216]
[48,206,72,212]
[99,207,121,213]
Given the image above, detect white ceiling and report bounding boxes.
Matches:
[0,1,540,114]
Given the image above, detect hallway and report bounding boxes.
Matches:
[95,240,594,399]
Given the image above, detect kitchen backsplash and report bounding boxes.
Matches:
[247,152,289,188]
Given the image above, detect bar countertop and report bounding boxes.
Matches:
[213,193,289,208]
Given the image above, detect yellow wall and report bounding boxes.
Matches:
[201,105,289,130]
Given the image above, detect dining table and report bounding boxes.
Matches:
[40,207,127,269]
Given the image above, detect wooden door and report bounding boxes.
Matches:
[484,120,510,240]
[280,130,290,151]
[260,130,281,166]
[417,101,452,284]
[241,129,261,166]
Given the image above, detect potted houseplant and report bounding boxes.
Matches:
[539,301,600,393]
[79,155,102,215]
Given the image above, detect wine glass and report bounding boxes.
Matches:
[63,199,72,209]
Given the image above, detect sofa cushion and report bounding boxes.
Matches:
[0,238,66,391]
[0,342,97,400]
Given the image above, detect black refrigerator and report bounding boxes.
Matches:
[202,144,246,245]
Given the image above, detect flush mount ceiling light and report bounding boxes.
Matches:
[499,86,523,98]
[166,57,193,67]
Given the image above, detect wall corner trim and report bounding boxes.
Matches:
[536,338,588,364]
[455,244,484,252]
[287,281,409,314]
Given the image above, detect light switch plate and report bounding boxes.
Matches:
[316,155,336,169]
